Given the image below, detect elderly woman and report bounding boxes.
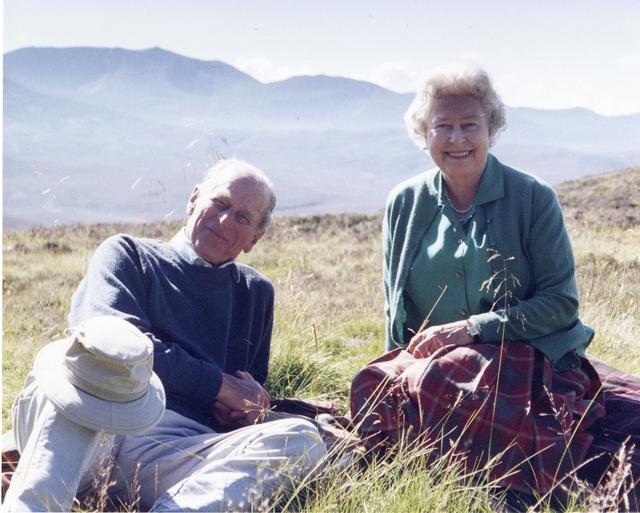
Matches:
[353,65,607,497]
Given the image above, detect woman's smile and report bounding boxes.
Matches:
[444,150,473,159]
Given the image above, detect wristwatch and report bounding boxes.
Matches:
[465,319,481,343]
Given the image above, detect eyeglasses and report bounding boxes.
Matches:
[429,120,485,138]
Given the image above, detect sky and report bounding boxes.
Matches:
[4,0,640,115]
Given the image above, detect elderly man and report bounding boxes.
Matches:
[5,159,326,512]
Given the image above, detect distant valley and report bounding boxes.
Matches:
[4,46,640,227]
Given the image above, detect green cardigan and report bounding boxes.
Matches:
[383,154,594,371]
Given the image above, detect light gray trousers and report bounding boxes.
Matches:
[4,373,327,512]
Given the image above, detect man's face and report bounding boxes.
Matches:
[185,175,268,264]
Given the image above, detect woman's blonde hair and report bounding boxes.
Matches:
[404,64,506,149]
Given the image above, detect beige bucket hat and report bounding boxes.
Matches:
[34,316,166,435]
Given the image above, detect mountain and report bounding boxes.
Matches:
[4,46,640,227]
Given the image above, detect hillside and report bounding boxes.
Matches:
[556,165,640,227]
[4,46,640,227]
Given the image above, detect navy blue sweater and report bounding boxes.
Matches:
[69,233,274,429]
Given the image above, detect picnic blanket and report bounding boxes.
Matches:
[350,343,607,496]
[582,357,640,502]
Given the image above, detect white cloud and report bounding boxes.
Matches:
[367,59,488,94]
[232,57,314,83]
[455,51,483,63]
[495,71,591,111]
[619,55,640,67]
[367,61,422,93]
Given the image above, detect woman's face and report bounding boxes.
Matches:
[425,95,490,182]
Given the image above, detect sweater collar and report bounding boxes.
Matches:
[170,229,240,281]
[473,153,504,205]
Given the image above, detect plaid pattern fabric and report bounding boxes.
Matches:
[581,357,640,505]
[589,356,640,443]
[350,343,606,495]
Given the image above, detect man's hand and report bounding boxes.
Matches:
[210,401,251,430]
[407,320,474,359]
[213,371,271,428]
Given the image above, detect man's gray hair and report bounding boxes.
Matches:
[405,64,506,149]
[202,159,277,230]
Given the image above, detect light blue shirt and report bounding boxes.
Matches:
[170,229,239,281]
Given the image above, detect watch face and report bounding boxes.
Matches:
[466,320,481,336]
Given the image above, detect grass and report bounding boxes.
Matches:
[288,436,507,513]
[3,167,640,511]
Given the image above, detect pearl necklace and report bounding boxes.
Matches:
[443,186,473,215]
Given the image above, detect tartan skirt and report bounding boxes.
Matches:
[350,342,606,495]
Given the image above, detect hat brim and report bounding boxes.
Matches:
[34,339,166,435]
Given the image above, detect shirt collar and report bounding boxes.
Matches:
[435,153,505,207]
[170,229,240,281]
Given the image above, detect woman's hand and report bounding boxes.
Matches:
[407,320,475,359]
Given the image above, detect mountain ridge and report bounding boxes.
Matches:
[4,46,640,227]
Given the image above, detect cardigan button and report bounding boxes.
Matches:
[490,240,496,247]
[455,271,463,279]
[460,309,468,317]
[457,238,464,245]
[487,218,492,224]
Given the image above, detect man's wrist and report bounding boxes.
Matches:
[216,373,234,403]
